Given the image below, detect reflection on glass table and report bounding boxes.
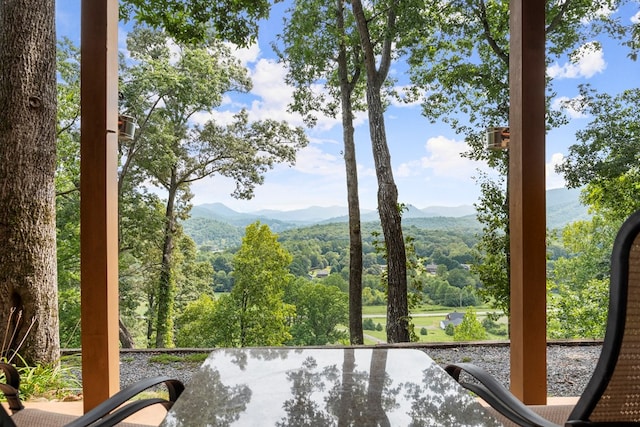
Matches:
[160,347,503,426]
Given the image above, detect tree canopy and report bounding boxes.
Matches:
[212,222,294,347]
[121,0,278,44]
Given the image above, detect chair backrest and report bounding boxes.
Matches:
[0,404,17,427]
[568,210,640,424]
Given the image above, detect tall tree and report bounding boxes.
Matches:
[213,222,294,347]
[121,27,307,347]
[0,0,59,364]
[350,0,414,343]
[276,0,366,344]
[285,279,349,345]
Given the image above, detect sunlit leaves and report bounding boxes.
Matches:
[120,0,278,45]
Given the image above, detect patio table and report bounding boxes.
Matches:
[160,347,503,426]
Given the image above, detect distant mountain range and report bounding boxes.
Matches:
[186,187,589,237]
[189,202,477,226]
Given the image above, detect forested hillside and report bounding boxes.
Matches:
[196,218,485,310]
[183,187,588,250]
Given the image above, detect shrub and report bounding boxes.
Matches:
[454,307,488,341]
[420,327,428,336]
[445,323,455,336]
[363,318,376,330]
[16,361,82,401]
[2,308,82,401]
[482,318,508,336]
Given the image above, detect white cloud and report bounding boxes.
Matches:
[227,42,261,66]
[416,135,488,179]
[632,10,640,24]
[551,95,588,119]
[248,59,291,108]
[546,152,567,189]
[547,42,606,79]
[238,58,343,131]
[397,161,421,178]
[166,39,181,65]
[292,144,344,177]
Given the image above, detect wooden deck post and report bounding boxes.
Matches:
[509,0,547,404]
[80,0,120,411]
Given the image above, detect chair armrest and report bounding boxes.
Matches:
[88,398,171,427]
[0,363,24,412]
[445,363,560,427]
[65,376,184,427]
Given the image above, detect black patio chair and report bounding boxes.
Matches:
[446,209,640,426]
[1,362,183,427]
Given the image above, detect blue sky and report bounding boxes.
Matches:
[56,1,640,212]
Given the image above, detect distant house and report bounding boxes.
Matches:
[425,264,439,275]
[314,268,331,278]
[440,311,465,330]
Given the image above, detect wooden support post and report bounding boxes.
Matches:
[80,0,120,411]
[509,0,547,404]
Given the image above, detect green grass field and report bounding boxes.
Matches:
[360,305,507,345]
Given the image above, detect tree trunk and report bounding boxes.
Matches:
[155,172,178,347]
[0,0,60,364]
[337,0,364,345]
[351,0,409,343]
[119,317,135,348]
[367,86,409,343]
[146,292,155,345]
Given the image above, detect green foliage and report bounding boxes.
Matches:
[183,353,209,363]
[55,39,83,348]
[211,223,294,347]
[175,294,218,347]
[362,318,376,331]
[557,86,640,224]
[285,280,348,345]
[121,0,276,45]
[471,173,510,315]
[116,26,306,347]
[547,217,616,339]
[444,323,455,336]
[548,278,609,340]
[173,237,215,313]
[453,308,487,342]
[362,318,383,332]
[1,316,80,401]
[405,0,630,318]
[57,288,81,348]
[13,362,81,401]
[420,327,428,336]
[481,318,507,337]
[148,353,207,364]
[320,273,348,293]
[182,217,242,249]
[362,287,386,306]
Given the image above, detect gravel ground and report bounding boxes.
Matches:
[108,342,601,398]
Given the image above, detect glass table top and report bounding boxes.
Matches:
[160,347,503,426]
